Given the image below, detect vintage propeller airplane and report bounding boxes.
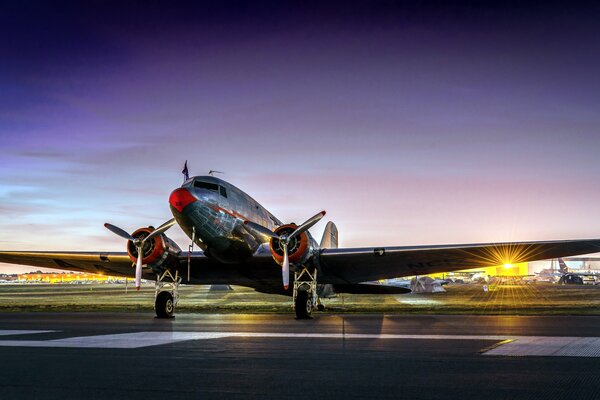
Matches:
[2,164,600,318]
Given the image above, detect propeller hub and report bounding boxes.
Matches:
[128,232,153,258]
[126,228,162,264]
[270,225,305,260]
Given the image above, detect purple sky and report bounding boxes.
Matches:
[2,1,600,272]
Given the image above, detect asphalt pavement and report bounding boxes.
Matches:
[0,313,599,399]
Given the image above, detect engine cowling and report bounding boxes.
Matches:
[127,227,181,272]
[269,224,311,266]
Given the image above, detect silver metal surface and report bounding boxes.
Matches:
[287,211,325,242]
[244,220,279,239]
[104,223,134,242]
[144,218,176,242]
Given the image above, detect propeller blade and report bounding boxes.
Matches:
[135,249,143,290]
[287,211,326,242]
[143,218,176,243]
[104,223,134,241]
[282,243,289,290]
[244,220,280,239]
[156,217,177,232]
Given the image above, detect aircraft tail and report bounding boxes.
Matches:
[557,258,569,273]
[320,221,338,249]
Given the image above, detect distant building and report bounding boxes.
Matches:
[429,263,529,279]
[429,258,600,280]
[17,272,116,283]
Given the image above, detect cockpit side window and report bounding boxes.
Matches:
[219,186,227,198]
[194,181,219,191]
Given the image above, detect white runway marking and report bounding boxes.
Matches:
[0,331,598,357]
[0,330,57,336]
[0,332,234,348]
[0,332,509,348]
[482,336,600,357]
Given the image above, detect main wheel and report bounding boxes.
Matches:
[155,291,175,319]
[294,290,313,319]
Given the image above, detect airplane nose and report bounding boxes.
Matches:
[169,188,197,212]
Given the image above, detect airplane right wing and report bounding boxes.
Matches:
[318,239,600,284]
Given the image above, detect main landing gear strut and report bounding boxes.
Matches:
[155,269,181,318]
[293,266,319,319]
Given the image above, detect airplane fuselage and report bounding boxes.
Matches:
[169,176,308,263]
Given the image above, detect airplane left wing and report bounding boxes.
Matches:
[0,251,135,277]
[0,250,286,293]
[0,250,296,296]
[318,239,600,284]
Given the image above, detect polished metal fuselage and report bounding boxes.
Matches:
[171,176,307,263]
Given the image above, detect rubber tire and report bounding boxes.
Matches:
[155,291,175,319]
[295,290,313,319]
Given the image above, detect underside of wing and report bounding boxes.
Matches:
[182,252,286,294]
[318,239,600,284]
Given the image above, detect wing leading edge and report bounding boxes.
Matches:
[0,250,285,293]
[318,239,600,284]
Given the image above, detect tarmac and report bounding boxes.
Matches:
[0,313,599,399]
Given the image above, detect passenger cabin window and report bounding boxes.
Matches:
[219,186,227,198]
[194,181,219,192]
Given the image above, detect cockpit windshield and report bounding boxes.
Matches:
[194,181,219,192]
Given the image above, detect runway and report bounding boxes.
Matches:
[0,313,599,399]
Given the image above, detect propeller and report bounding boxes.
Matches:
[103,223,134,241]
[244,211,325,290]
[104,218,176,290]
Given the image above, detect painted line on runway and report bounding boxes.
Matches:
[0,332,510,348]
[482,336,600,357]
[0,332,233,348]
[0,330,57,336]
[0,331,598,357]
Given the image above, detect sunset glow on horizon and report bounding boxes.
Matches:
[2,1,600,273]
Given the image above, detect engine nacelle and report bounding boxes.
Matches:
[127,227,181,272]
[269,224,312,266]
